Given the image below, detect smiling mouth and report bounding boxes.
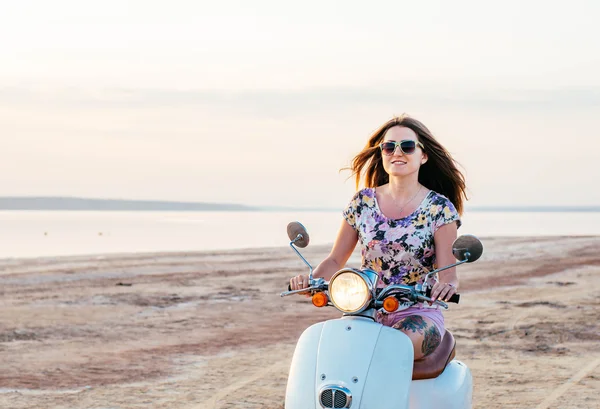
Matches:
[391,161,406,165]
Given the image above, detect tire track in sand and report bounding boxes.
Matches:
[202,360,287,409]
[535,356,600,409]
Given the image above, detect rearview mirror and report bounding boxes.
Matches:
[287,221,310,248]
[452,235,483,263]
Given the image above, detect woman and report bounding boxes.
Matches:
[289,114,467,359]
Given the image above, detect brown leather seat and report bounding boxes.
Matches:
[412,330,456,380]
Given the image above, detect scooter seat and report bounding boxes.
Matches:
[412,330,456,380]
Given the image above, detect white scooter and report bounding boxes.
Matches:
[280,222,483,409]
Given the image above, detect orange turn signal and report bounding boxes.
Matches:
[382,296,399,312]
[312,292,329,308]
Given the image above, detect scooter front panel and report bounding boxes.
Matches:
[315,317,414,409]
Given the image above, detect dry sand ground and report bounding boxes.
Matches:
[0,236,599,409]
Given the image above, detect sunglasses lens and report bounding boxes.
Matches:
[400,140,417,154]
[381,142,396,155]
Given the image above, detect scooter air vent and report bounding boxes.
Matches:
[320,389,333,407]
[333,391,347,408]
[319,386,352,408]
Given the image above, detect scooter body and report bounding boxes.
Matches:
[285,316,472,409]
[281,222,483,409]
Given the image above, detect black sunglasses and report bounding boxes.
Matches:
[379,140,424,156]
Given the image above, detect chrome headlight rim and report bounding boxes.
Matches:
[328,268,374,314]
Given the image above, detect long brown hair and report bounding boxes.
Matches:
[345,115,467,214]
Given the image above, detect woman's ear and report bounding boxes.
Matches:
[421,153,428,165]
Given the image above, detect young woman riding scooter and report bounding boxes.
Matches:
[289,114,467,360]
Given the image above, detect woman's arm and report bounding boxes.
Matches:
[313,220,359,280]
[290,220,358,291]
[430,221,459,302]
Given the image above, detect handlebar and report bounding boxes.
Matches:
[282,282,459,305]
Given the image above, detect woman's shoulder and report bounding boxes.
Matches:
[354,187,376,200]
[428,190,456,209]
[426,190,461,228]
[345,187,376,210]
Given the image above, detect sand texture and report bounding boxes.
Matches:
[0,236,599,408]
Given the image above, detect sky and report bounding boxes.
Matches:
[1,0,599,208]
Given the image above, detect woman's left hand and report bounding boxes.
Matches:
[430,281,458,302]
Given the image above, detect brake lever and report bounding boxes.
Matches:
[280,286,320,297]
[416,294,449,310]
[280,278,327,297]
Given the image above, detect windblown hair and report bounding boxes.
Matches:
[345,115,467,214]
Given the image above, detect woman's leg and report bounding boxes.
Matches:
[392,315,442,359]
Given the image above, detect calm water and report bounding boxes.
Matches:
[0,210,598,259]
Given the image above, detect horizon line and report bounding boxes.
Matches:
[0,196,599,213]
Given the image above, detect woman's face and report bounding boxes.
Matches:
[380,126,427,177]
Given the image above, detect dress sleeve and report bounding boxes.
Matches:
[342,191,362,232]
[432,196,461,233]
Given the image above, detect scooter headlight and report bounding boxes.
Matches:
[329,270,371,313]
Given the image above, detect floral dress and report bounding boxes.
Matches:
[343,188,461,288]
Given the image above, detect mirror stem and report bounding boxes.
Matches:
[423,257,469,286]
[289,237,314,279]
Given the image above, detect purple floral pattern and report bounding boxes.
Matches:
[343,188,461,287]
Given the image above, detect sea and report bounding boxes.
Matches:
[0,210,599,259]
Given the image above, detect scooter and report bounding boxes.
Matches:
[280,221,483,409]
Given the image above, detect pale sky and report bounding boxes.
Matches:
[1,0,599,208]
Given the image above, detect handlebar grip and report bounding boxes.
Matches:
[425,287,460,304]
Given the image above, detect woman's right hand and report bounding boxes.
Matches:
[289,274,311,295]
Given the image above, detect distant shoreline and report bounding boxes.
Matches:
[0,197,599,212]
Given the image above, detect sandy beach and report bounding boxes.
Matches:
[0,235,599,409]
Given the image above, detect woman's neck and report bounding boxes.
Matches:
[387,176,422,202]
